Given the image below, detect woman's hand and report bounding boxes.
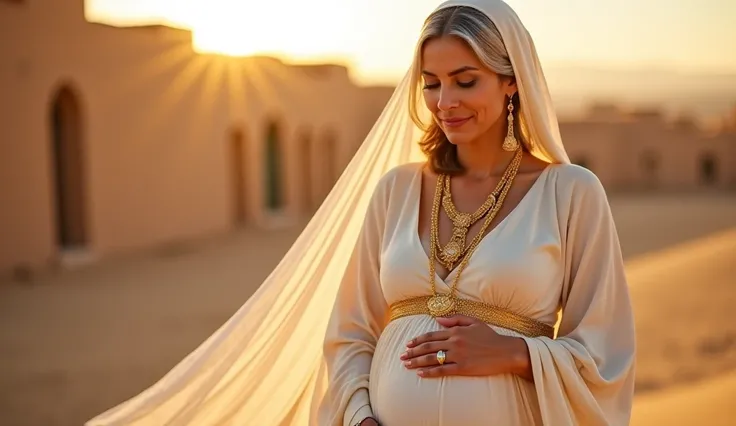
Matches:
[400,315,532,379]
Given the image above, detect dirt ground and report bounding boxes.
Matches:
[1,192,735,426]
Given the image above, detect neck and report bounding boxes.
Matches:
[456,126,515,180]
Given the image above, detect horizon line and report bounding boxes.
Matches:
[83,14,736,87]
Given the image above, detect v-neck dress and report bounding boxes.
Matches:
[319,162,636,426]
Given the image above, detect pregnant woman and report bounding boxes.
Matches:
[318,1,636,425]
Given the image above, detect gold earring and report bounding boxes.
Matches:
[502,93,519,152]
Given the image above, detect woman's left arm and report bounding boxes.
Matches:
[516,169,636,426]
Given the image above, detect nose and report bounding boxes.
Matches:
[436,87,459,111]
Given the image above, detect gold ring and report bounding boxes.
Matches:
[436,350,446,365]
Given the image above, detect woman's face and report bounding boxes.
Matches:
[421,36,516,146]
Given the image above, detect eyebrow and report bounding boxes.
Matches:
[421,66,479,77]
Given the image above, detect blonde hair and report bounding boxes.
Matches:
[408,6,528,175]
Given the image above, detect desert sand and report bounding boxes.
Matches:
[626,228,736,425]
[0,192,735,426]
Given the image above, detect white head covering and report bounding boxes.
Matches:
[85,1,569,425]
[434,0,570,164]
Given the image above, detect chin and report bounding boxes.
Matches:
[444,131,476,146]
[440,119,481,145]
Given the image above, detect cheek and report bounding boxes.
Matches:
[469,91,503,125]
[422,91,440,113]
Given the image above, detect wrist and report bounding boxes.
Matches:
[504,336,530,376]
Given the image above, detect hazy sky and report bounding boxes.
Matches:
[86,0,736,85]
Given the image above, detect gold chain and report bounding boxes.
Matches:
[437,149,523,269]
[436,176,497,270]
[426,149,523,317]
[441,176,497,224]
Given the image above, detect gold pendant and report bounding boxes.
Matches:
[454,212,473,228]
[427,295,456,317]
[440,239,464,266]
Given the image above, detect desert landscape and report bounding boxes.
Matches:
[1,192,735,426]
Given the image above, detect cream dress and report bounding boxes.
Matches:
[319,161,636,426]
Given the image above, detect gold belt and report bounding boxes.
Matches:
[388,295,555,339]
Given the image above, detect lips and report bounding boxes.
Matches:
[441,117,471,128]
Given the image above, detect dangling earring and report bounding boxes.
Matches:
[502,93,519,151]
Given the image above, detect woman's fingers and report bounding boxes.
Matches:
[403,350,453,369]
[400,340,445,361]
[406,329,452,348]
[417,363,462,378]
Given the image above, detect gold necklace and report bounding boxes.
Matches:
[436,149,523,270]
[426,149,523,317]
[436,177,495,270]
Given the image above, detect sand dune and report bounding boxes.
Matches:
[631,370,736,426]
[627,228,736,395]
[628,228,736,424]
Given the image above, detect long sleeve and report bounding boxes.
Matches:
[521,167,636,426]
[318,171,393,426]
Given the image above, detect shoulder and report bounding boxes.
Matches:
[374,162,425,194]
[550,163,603,189]
[547,163,611,216]
[363,161,424,211]
[549,163,607,198]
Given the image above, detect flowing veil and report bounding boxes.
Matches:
[86,1,569,425]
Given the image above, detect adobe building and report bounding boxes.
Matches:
[0,0,392,274]
[1,0,733,275]
[560,104,735,191]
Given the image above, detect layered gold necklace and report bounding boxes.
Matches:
[434,149,523,270]
[426,148,523,317]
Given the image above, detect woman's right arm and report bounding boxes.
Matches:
[318,172,393,426]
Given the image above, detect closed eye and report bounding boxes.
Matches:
[422,80,477,90]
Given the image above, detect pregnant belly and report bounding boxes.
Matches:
[368,316,540,426]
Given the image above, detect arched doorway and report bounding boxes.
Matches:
[49,84,88,250]
[229,128,247,224]
[264,120,284,211]
[699,153,718,185]
[300,130,314,213]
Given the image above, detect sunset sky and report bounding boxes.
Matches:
[85,0,736,85]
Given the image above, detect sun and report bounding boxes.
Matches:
[186,0,354,60]
[188,1,271,57]
[192,24,262,57]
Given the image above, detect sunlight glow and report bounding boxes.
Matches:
[189,0,353,60]
[86,0,736,86]
[189,1,264,57]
